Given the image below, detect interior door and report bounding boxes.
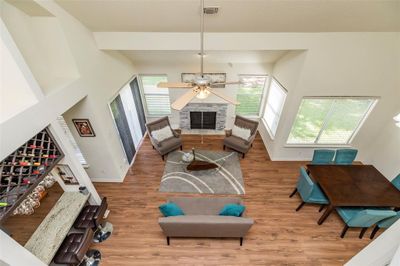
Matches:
[130,78,146,136]
[110,95,136,164]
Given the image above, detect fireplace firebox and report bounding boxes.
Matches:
[190,112,217,129]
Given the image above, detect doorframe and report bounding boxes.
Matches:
[107,74,146,169]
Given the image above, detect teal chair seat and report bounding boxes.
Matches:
[311,149,335,165]
[290,167,329,212]
[334,149,358,165]
[391,174,400,191]
[370,211,400,239]
[336,207,396,238]
[336,207,365,224]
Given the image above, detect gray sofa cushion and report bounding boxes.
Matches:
[159,215,254,237]
[168,197,242,215]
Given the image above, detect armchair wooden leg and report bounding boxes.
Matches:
[340,225,349,238]
[296,201,306,212]
[289,188,298,198]
[240,237,243,246]
[167,237,170,245]
[180,145,183,151]
[319,205,325,212]
[223,145,225,150]
[242,153,245,159]
[359,228,368,239]
[370,225,380,239]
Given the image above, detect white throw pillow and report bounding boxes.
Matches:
[232,125,251,141]
[152,126,173,142]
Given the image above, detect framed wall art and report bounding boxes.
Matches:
[73,119,96,137]
[181,73,226,88]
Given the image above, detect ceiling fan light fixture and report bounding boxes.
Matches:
[394,113,400,127]
[394,113,400,122]
[196,89,210,99]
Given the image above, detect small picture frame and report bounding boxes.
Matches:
[73,119,96,137]
[181,73,226,88]
[55,164,79,185]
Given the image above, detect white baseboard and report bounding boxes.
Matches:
[91,177,124,183]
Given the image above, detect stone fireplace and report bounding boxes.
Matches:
[179,103,227,130]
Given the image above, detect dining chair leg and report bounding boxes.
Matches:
[289,188,298,198]
[319,205,325,212]
[370,225,380,239]
[318,205,334,225]
[359,228,368,239]
[296,201,306,212]
[340,225,349,238]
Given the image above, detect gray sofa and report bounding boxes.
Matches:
[158,197,254,246]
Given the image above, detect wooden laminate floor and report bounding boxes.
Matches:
[92,134,373,266]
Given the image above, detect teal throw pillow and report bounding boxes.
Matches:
[219,204,245,217]
[159,202,184,217]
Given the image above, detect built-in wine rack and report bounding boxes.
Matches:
[0,128,64,222]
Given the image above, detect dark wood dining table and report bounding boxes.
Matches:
[307,164,400,225]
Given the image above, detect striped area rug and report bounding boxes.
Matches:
[160,150,245,195]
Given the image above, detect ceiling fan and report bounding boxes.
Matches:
[157,0,241,111]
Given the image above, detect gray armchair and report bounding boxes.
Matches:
[223,115,259,158]
[146,116,182,160]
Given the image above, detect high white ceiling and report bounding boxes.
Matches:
[56,0,400,32]
[121,50,288,64]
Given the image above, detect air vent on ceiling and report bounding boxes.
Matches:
[203,6,219,15]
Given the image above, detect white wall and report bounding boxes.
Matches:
[136,61,273,129]
[1,0,138,181]
[0,23,38,123]
[0,230,45,266]
[365,117,400,180]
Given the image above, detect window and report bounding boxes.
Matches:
[262,78,287,137]
[56,116,88,165]
[140,75,171,116]
[287,97,377,145]
[235,75,267,116]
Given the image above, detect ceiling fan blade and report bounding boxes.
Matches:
[157,82,194,88]
[209,89,240,105]
[209,81,242,87]
[171,88,199,110]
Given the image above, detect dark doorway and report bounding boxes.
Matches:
[110,95,136,164]
[190,112,216,129]
[129,77,146,136]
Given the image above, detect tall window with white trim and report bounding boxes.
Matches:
[56,116,88,166]
[287,97,377,145]
[235,75,268,116]
[262,78,287,137]
[140,75,171,116]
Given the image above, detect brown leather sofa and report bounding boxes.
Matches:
[159,197,254,246]
[74,197,108,230]
[146,116,182,160]
[54,228,93,265]
[223,115,259,158]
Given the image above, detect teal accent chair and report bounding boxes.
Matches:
[334,149,358,165]
[311,149,335,165]
[336,207,396,238]
[391,174,400,191]
[370,211,400,239]
[289,167,329,212]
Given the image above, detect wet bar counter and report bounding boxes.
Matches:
[25,192,89,265]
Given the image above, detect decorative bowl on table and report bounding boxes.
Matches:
[182,152,194,163]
